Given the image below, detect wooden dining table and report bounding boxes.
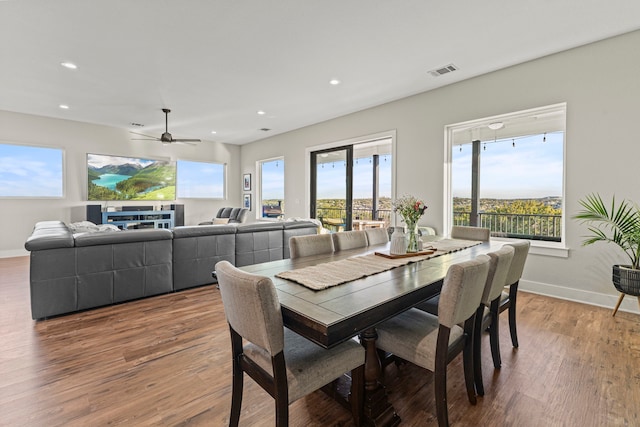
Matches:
[240,239,502,426]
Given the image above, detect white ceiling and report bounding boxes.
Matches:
[2,1,640,145]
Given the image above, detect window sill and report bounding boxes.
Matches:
[492,237,569,258]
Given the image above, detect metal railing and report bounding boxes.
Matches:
[454,211,562,242]
[316,207,392,228]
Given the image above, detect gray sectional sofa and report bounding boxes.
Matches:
[25,220,317,319]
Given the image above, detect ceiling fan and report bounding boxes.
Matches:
[130,108,201,145]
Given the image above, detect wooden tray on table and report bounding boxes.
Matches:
[374,248,435,259]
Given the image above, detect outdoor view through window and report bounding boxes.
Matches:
[314,138,393,231]
[450,105,565,242]
[260,158,285,219]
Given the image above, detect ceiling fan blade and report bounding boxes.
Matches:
[131,138,160,141]
[174,140,200,146]
[173,138,201,143]
[130,131,158,139]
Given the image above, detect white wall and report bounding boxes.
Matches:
[0,110,241,258]
[240,30,640,314]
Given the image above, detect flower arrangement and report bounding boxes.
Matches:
[392,194,427,252]
[392,194,427,226]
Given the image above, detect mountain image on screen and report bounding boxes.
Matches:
[87,154,176,201]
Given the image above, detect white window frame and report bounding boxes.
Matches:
[176,159,226,199]
[257,156,285,221]
[0,142,65,198]
[444,103,568,257]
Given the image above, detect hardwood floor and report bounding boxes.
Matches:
[1,256,639,426]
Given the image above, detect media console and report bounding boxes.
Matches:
[86,204,183,228]
[101,210,174,230]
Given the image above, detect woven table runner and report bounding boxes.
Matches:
[275,239,481,290]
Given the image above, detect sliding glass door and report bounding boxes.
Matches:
[311,138,392,232]
[311,146,353,232]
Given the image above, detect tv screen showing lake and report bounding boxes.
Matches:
[87,154,176,201]
[92,173,131,191]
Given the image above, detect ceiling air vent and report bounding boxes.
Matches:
[260,128,271,132]
[130,122,145,127]
[428,63,458,77]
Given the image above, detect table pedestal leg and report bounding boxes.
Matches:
[360,327,400,426]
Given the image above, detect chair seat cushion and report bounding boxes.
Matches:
[376,308,464,371]
[244,328,364,403]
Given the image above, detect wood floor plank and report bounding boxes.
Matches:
[1,256,639,426]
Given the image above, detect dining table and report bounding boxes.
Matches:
[239,238,503,426]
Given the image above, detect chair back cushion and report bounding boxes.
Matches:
[365,228,389,246]
[438,254,490,328]
[289,234,335,259]
[482,246,515,305]
[215,207,249,223]
[215,260,284,355]
[332,230,368,251]
[451,226,490,242]
[505,240,530,285]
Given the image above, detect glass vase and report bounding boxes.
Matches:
[406,220,419,253]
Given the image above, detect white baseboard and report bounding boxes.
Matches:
[521,279,640,315]
[0,249,28,259]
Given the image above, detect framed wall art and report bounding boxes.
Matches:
[243,173,251,191]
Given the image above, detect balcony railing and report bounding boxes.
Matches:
[316,207,392,230]
[454,211,561,242]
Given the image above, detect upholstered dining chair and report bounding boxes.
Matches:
[451,225,491,242]
[473,245,514,395]
[375,255,491,427]
[496,240,530,355]
[332,230,368,251]
[289,234,335,259]
[214,261,365,427]
[413,224,490,317]
[364,228,389,246]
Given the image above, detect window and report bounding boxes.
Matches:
[0,143,64,197]
[446,103,566,243]
[259,158,285,219]
[177,160,225,199]
[311,138,393,231]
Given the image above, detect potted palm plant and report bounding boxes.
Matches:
[574,193,640,315]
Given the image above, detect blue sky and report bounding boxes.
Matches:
[0,143,63,197]
[177,160,224,198]
[316,155,392,199]
[262,159,285,199]
[452,133,563,199]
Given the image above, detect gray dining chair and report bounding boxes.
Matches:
[332,230,368,251]
[289,234,335,259]
[451,225,491,241]
[473,245,514,395]
[365,228,389,246]
[214,260,365,426]
[496,240,530,355]
[375,255,491,427]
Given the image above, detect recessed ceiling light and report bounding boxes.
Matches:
[211,130,217,134]
[487,122,504,130]
[257,110,266,115]
[59,104,70,109]
[60,62,77,70]
[329,79,341,85]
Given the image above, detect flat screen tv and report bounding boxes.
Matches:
[87,153,176,201]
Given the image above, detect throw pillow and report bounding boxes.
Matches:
[213,218,230,224]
